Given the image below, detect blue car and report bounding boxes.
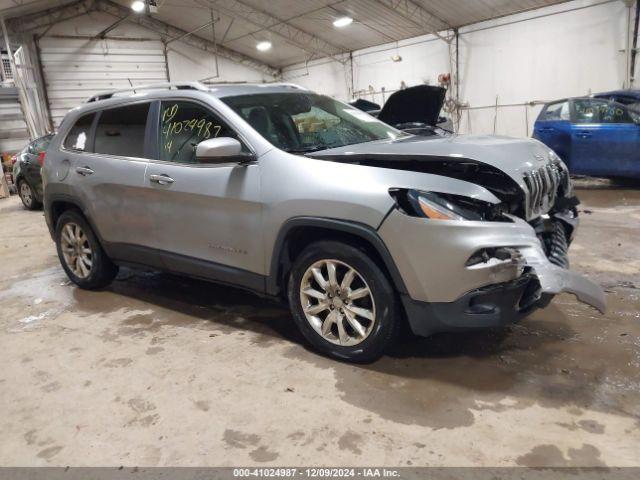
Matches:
[593,89,640,110]
[533,97,640,179]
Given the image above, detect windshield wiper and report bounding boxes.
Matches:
[285,145,329,154]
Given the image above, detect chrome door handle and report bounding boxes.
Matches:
[75,166,94,176]
[149,174,175,185]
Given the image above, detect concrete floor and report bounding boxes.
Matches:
[0,182,639,467]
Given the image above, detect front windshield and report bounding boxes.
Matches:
[221,92,408,153]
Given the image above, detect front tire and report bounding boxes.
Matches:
[18,180,41,210]
[55,210,118,289]
[287,241,400,363]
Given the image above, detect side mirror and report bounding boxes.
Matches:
[195,137,254,164]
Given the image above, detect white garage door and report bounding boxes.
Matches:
[38,37,168,128]
[0,87,29,153]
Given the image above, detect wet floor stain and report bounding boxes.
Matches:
[36,446,63,460]
[192,400,210,412]
[556,419,605,434]
[516,443,606,467]
[249,446,279,462]
[337,431,363,455]
[223,430,261,449]
[282,289,640,431]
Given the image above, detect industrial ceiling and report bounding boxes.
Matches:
[2,0,575,69]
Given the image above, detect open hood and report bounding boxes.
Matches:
[378,85,446,127]
[349,98,381,114]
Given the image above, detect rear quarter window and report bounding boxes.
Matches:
[63,113,96,152]
[541,101,569,121]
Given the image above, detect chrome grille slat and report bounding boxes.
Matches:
[523,160,564,219]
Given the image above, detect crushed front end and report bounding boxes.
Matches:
[378,153,605,337]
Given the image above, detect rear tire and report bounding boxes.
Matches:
[287,240,400,363]
[55,210,118,289]
[18,180,41,210]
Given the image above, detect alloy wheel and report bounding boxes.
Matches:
[19,182,33,207]
[299,259,376,346]
[60,222,93,279]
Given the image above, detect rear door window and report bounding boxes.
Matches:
[158,101,239,164]
[64,113,96,152]
[94,102,151,158]
[542,101,569,121]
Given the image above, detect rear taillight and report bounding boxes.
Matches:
[38,151,46,166]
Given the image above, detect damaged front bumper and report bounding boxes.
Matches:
[377,209,605,337]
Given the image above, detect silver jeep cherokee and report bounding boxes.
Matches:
[43,82,605,362]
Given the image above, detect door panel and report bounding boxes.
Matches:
[65,103,159,264]
[570,99,640,177]
[533,101,572,165]
[144,162,264,278]
[69,153,153,249]
[143,99,264,284]
[22,150,43,197]
[534,120,571,163]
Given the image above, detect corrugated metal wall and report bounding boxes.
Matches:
[38,37,168,127]
[0,87,29,153]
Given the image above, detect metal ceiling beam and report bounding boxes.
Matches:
[164,17,218,45]
[94,0,280,77]
[95,12,132,39]
[374,0,452,41]
[6,0,97,34]
[203,0,347,63]
[6,0,279,76]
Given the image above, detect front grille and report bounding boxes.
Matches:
[522,161,567,219]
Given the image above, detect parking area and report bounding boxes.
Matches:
[1,181,638,467]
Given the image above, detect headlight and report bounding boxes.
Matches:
[390,189,507,221]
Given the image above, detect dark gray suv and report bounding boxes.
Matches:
[43,82,604,362]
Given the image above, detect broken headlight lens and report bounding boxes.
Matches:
[390,189,507,221]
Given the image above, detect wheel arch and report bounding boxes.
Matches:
[46,194,106,248]
[48,195,86,230]
[266,217,408,298]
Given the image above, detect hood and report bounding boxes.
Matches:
[310,134,557,217]
[378,85,446,127]
[312,134,552,183]
[349,98,381,114]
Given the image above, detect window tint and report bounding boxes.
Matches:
[573,99,634,124]
[159,101,238,164]
[542,101,569,121]
[64,113,95,151]
[94,103,150,157]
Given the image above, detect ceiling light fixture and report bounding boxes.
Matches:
[131,1,145,13]
[333,16,353,28]
[256,41,272,51]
